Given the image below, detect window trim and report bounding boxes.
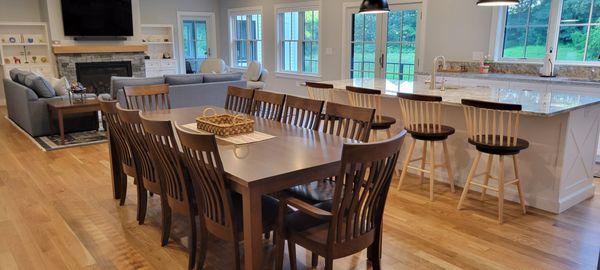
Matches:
[228,6,263,69]
[492,0,600,66]
[274,2,322,78]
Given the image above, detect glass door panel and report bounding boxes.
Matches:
[384,9,418,81]
[183,19,209,73]
[350,13,378,79]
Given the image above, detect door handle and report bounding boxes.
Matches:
[380,54,385,69]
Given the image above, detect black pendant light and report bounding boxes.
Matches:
[359,0,390,14]
[476,0,520,6]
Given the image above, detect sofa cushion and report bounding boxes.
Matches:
[203,73,243,83]
[47,77,70,96]
[110,76,165,98]
[23,74,55,98]
[164,74,204,85]
[9,69,33,84]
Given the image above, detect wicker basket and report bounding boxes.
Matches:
[196,108,254,137]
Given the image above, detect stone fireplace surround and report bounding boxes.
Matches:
[56,52,146,84]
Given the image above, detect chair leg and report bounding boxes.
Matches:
[137,188,148,225]
[161,198,172,246]
[119,175,128,206]
[386,128,392,139]
[498,156,505,224]
[441,140,455,193]
[275,202,287,270]
[288,240,297,270]
[429,141,436,201]
[480,154,494,201]
[188,215,198,270]
[397,138,416,190]
[196,225,208,270]
[324,258,333,270]
[233,240,241,270]
[513,155,527,214]
[419,140,428,184]
[311,252,318,268]
[458,152,482,210]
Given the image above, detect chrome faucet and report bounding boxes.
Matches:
[430,56,446,90]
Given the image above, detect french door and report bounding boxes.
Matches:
[178,12,217,73]
[348,4,421,81]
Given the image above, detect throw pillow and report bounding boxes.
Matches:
[9,69,33,85]
[23,74,56,98]
[48,77,70,96]
[164,74,204,85]
[247,62,262,81]
[203,73,243,83]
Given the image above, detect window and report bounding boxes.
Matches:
[501,0,551,59]
[229,9,262,68]
[556,0,600,61]
[276,6,320,75]
[183,20,208,73]
[496,0,600,63]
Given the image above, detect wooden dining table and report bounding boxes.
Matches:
[140,106,350,270]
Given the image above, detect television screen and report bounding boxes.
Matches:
[61,0,134,37]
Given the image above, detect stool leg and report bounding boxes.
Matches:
[419,140,428,184]
[458,152,482,210]
[480,154,494,201]
[386,129,392,139]
[498,156,505,224]
[429,141,436,201]
[441,140,455,193]
[397,138,417,190]
[513,155,527,214]
[372,130,378,142]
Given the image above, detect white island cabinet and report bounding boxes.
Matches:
[322,78,600,214]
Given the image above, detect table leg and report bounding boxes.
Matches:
[242,189,264,270]
[58,110,65,144]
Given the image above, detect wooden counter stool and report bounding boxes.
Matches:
[396,93,456,201]
[346,86,396,141]
[457,99,529,224]
[306,82,335,103]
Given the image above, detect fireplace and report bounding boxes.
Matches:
[76,61,132,95]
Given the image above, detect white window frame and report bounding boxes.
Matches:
[228,7,263,69]
[274,2,322,79]
[491,0,600,66]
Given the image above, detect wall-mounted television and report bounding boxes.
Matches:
[61,0,134,37]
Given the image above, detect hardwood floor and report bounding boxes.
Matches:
[0,107,598,270]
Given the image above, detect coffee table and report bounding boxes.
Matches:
[47,99,101,144]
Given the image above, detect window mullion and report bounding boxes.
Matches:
[298,12,305,73]
[582,0,595,60]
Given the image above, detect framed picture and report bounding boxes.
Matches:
[1,34,21,44]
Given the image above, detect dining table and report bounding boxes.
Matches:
[140,105,351,270]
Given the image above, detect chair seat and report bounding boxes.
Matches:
[406,124,455,141]
[231,192,279,234]
[468,136,530,155]
[287,179,335,203]
[285,201,332,254]
[371,115,396,130]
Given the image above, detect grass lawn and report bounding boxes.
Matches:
[503,45,584,61]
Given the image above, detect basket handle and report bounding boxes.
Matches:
[203,107,217,117]
[232,114,247,123]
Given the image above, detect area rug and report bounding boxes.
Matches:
[5,115,107,151]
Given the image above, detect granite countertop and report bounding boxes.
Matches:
[415,72,600,87]
[322,78,600,117]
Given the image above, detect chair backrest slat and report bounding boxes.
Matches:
[124,84,171,112]
[281,95,325,130]
[346,86,383,121]
[320,102,374,142]
[251,90,286,121]
[100,100,134,168]
[306,82,335,103]
[397,93,443,134]
[225,86,255,114]
[461,99,522,147]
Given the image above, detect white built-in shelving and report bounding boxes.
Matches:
[140,24,178,77]
[0,22,55,79]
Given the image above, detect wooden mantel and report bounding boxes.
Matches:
[52,44,148,54]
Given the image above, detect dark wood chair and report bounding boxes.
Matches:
[251,90,286,121]
[275,131,407,270]
[287,102,375,203]
[175,126,279,270]
[281,95,325,129]
[124,84,171,112]
[116,105,170,243]
[346,86,397,141]
[99,99,136,206]
[139,117,197,269]
[225,86,255,114]
[396,92,456,201]
[457,99,529,224]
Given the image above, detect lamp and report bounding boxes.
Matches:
[359,0,390,14]
[476,0,520,6]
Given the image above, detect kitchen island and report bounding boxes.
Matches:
[321,78,600,213]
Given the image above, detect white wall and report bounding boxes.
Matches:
[217,0,495,96]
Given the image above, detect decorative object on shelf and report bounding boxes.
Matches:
[2,34,21,43]
[31,56,38,64]
[359,0,390,14]
[3,57,11,64]
[68,81,87,104]
[23,34,36,44]
[164,38,170,42]
[476,0,519,6]
[52,40,61,45]
[196,108,254,137]
[13,56,21,64]
[40,56,48,63]
[162,52,171,59]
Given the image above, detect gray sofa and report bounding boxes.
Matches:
[4,79,98,137]
[112,73,246,109]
